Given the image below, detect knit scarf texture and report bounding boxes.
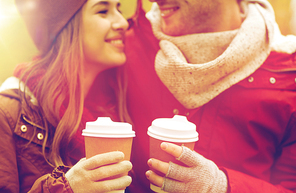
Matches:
[146,0,296,109]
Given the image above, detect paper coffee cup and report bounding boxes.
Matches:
[82,117,135,193]
[147,115,199,193]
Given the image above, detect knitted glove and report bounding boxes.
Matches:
[162,146,228,193]
[65,151,132,193]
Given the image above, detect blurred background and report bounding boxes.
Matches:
[0,0,295,85]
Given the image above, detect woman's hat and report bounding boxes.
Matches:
[15,0,87,54]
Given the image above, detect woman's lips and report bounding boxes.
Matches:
[106,38,125,49]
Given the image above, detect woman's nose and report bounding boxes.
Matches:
[112,12,129,31]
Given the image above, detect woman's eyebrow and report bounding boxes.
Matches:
[92,1,109,8]
[91,1,121,8]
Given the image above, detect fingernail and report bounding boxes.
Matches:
[146,171,151,179]
[161,142,168,150]
[147,159,152,167]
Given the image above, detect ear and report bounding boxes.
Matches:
[238,0,248,19]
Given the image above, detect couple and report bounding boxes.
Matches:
[1,0,296,192]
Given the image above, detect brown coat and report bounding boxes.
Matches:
[0,89,73,193]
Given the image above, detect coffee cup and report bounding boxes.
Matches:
[82,117,135,193]
[147,115,199,193]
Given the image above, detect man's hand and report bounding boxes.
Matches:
[146,142,228,193]
[145,142,181,186]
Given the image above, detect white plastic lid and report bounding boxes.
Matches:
[82,117,135,138]
[147,115,198,142]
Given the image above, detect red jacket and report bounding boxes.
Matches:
[124,6,296,193]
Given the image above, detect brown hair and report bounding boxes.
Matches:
[21,7,130,167]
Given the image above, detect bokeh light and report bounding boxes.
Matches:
[0,0,38,84]
[0,0,18,29]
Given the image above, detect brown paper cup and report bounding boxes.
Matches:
[85,137,133,160]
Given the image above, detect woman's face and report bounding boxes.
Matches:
[81,0,128,73]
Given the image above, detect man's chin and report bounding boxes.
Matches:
[161,22,189,36]
[161,26,180,36]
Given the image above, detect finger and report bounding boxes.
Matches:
[89,160,133,181]
[160,142,182,158]
[148,158,170,175]
[145,170,164,187]
[166,162,192,182]
[163,177,187,193]
[149,158,192,182]
[76,157,86,163]
[83,151,125,170]
[177,146,204,167]
[95,175,132,192]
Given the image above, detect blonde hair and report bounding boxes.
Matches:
[21,8,130,167]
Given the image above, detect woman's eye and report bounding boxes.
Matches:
[97,10,108,14]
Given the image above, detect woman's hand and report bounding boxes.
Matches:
[65,151,132,193]
[146,142,228,193]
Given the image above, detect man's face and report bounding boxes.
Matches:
[149,0,223,36]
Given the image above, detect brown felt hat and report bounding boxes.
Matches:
[15,0,87,54]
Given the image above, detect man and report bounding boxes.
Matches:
[125,0,296,192]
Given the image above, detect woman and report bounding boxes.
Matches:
[0,0,132,192]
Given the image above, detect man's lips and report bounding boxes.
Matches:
[159,6,179,18]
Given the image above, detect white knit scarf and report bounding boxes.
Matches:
[146,0,296,109]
